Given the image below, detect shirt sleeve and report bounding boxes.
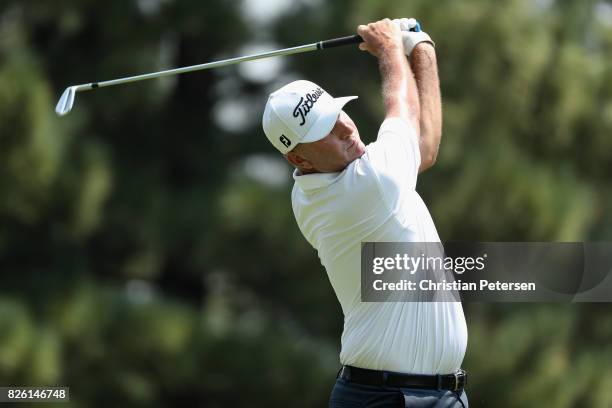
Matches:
[366,117,421,190]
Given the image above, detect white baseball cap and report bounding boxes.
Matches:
[262,80,357,154]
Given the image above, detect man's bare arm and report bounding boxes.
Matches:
[357,20,420,135]
[409,43,441,172]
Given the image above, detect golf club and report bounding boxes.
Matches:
[55,34,363,116]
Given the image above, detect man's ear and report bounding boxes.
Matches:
[285,151,314,170]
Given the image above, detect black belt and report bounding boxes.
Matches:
[339,366,467,391]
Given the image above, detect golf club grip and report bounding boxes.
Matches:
[318,35,363,49]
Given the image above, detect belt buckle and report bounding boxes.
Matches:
[453,370,465,391]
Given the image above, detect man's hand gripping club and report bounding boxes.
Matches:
[357,19,421,152]
[358,18,440,172]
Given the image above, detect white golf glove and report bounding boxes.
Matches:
[392,18,435,56]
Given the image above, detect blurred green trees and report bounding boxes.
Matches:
[1,0,611,406]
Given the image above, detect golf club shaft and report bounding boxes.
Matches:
[76,35,363,92]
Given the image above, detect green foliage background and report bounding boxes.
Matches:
[1,0,611,406]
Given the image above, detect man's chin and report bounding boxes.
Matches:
[344,148,366,169]
[355,142,366,157]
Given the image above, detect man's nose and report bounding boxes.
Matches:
[336,119,352,139]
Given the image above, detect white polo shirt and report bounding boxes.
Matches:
[291,117,467,375]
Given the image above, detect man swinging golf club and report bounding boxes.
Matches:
[262,18,468,407]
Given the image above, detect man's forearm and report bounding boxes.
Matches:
[379,48,420,134]
[409,43,442,171]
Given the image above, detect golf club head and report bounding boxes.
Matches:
[55,86,76,116]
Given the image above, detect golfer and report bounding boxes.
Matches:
[262,18,468,407]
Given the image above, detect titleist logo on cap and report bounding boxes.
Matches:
[293,87,324,126]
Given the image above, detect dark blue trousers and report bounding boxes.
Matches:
[329,378,468,408]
